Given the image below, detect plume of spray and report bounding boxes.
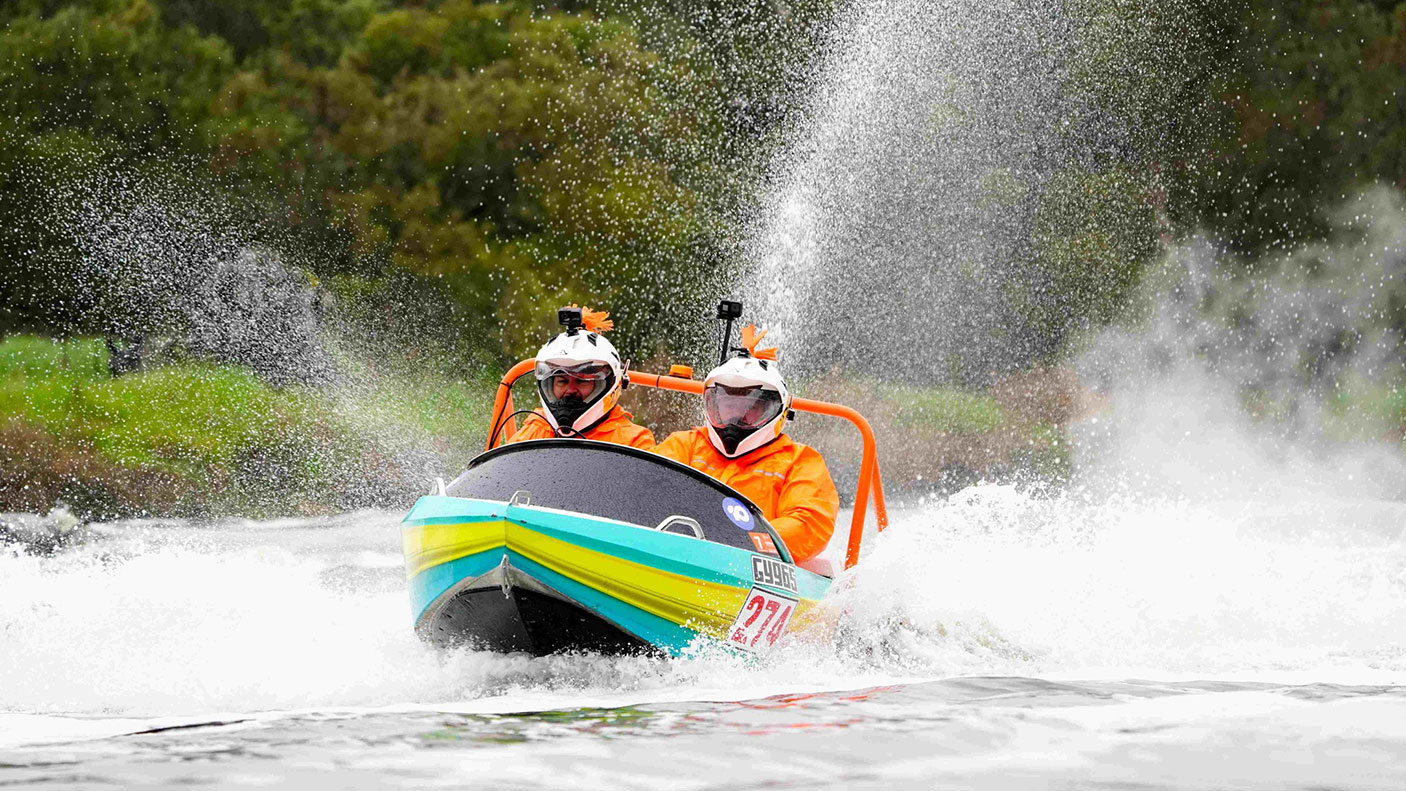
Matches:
[735,0,1221,385]
[13,155,486,512]
[722,0,1406,677]
[1075,186,1406,503]
[45,158,337,386]
[824,189,1406,678]
[741,0,1077,381]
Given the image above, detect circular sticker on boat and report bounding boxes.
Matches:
[722,497,754,529]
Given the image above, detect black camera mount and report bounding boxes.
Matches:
[715,299,744,365]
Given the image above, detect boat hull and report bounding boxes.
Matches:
[402,494,831,656]
[423,584,652,655]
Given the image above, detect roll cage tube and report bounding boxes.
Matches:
[485,359,889,570]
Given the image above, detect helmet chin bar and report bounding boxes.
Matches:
[706,421,781,459]
[717,425,750,456]
[546,395,590,429]
[488,360,889,571]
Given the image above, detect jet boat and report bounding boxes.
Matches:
[403,440,835,655]
[401,305,889,656]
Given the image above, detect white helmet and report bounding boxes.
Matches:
[533,307,624,435]
[702,325,791,458]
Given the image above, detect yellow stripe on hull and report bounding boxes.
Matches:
[403,519,511,578]
[505,524,749,638]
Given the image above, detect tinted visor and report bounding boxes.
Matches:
[704,384,783,430]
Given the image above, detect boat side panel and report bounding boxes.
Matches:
[506,551,700,655]
[506,522,748,634]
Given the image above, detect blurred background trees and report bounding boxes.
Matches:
[0,0,1403,516]
[0,0,1401,371]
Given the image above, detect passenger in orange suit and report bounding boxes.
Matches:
[653,326,838,562]
[505,306,654,449]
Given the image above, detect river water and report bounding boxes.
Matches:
[5,484,1406,789]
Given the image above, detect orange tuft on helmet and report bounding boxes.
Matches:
[738,324,778,361]
[566,304,615,334]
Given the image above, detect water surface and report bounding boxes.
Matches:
[4,493,1404,788]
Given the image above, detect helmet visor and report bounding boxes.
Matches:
[704,384,783,430]
[536,361,612,406]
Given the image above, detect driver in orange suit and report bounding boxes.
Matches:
[653,326,838,562]
[505,307,654,449]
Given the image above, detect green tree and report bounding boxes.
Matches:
[0,0,236,334]
[202,0,722,360]
[1181,1,1406,255]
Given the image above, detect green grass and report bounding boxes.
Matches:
[0,334,517,517]
[1,336,310,475]
[876,382,1009,433]
[0,334,110,380]
[0,335,359,515]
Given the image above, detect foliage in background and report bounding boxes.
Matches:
[1186,1,1406,256]
[0,0,730,362]
[0,0,1404,518]
[2,0,1400,364]
[0,335,471,518]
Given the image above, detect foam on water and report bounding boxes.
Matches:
[0,514,916,720]
[0,522,431,715]
[5,458,1406,728]
[843,487,1406,680]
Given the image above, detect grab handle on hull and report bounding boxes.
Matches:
[655,515,705,539]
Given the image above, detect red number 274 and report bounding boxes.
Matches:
[737,594,793,648]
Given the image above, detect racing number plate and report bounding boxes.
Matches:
[725,587,798,652]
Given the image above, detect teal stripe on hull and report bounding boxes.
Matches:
[408,548,503,622]
[405,495,506,523]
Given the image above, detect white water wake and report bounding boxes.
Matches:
[4,469,1405,731]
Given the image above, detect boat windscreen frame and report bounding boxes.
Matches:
[484,360,890,569]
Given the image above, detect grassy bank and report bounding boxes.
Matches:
[0,334,1110,520]
[0,335,492,520]
[793,370,1089,499]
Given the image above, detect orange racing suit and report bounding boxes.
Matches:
[505,405,655,450]
[653,428,839,562]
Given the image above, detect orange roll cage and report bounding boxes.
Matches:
[485,359,889,569]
